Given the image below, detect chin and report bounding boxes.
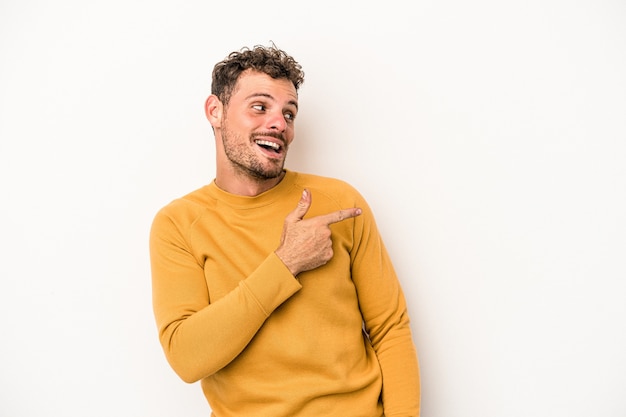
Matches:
[258,165,285,180]
[263,169,284,180]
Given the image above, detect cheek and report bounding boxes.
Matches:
[285,127,296,145]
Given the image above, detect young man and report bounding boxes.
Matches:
[150,45,420,416]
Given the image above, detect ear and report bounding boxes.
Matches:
[204,94,223,128]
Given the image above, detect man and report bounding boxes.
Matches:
[150,44,420,417]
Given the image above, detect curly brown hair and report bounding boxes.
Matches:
[211,44,305,106]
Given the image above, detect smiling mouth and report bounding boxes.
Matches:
[255,139,282,153]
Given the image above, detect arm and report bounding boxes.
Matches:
[150,191,361,384]
[351,198,421,417]
[149,208,301,383]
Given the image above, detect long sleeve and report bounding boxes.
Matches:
[350,196,421,416]
[149,202,301,383]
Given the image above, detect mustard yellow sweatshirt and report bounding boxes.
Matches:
[150,170,420,417]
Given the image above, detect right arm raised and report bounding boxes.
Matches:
[150,210,301,383]
[150,190,361,383]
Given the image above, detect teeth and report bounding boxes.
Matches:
[255,140,280,150]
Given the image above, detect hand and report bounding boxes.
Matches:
[275,189,362,276]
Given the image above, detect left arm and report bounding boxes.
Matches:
[350,196,421,417]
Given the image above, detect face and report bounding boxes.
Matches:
[217,70,299,181]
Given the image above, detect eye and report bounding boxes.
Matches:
[252,104,266,111]
[284,111,295,121]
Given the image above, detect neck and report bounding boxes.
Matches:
[214,169,286,196]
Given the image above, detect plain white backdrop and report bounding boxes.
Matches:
[1,1,625,416]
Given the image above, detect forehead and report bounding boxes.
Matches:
[232,70,298,104]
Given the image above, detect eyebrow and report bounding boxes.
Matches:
[245,93,299,110]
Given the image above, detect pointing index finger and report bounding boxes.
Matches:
[319,207,363,225]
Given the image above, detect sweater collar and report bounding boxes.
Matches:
[206,170,298,209]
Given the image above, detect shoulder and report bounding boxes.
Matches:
[293,171,360,195]
[291,171,368,210]
[151,185,214,230]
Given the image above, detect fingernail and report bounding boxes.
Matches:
[302,189,308,199]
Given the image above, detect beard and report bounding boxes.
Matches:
[221,122,287,181]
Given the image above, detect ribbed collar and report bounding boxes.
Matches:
[205,170,299,209]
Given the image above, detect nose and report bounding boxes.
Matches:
[268,110,287,132]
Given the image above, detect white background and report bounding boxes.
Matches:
[1,1,625,416]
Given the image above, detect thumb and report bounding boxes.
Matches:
[286,189,312,222]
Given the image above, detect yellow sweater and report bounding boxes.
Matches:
[150,170,420,417]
